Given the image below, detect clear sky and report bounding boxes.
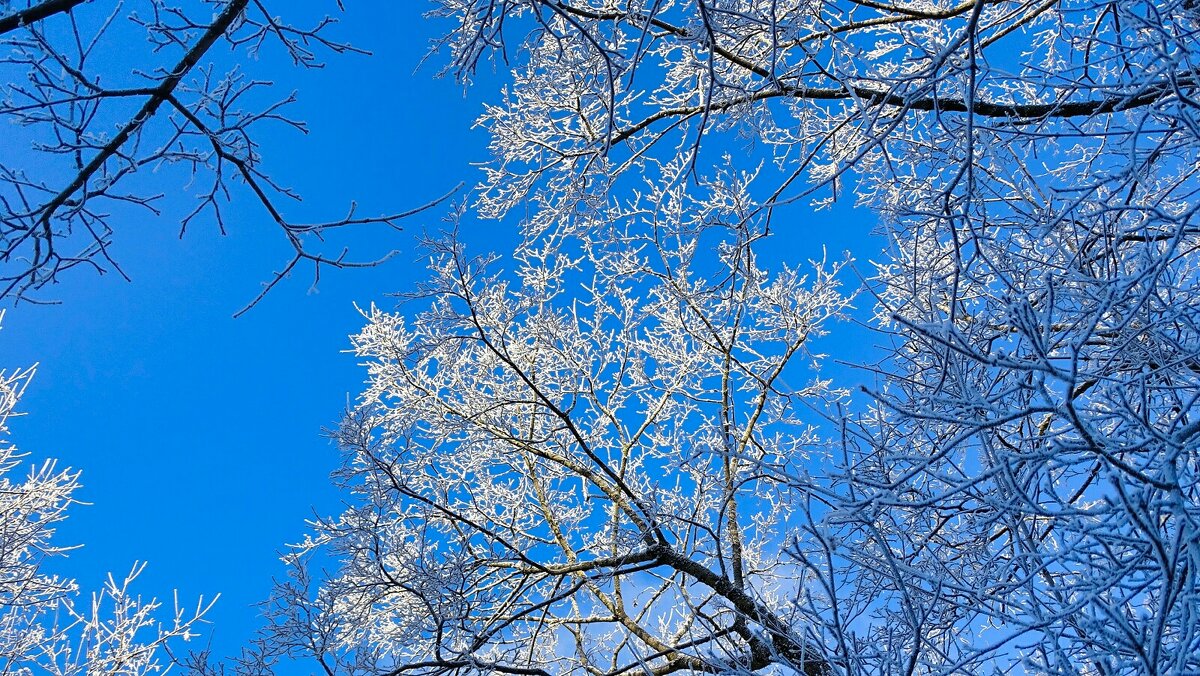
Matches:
[0,2,877,670]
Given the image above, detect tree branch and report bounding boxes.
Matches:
[0,0,91,36]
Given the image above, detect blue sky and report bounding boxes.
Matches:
[0,2,878,669]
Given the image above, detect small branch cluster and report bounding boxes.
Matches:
[0,0,453,309]
[0,312,213,674]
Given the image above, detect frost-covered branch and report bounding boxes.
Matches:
[263,202,850,675]
[0,313,213,673]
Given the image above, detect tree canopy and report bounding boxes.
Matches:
[267,1,1200,673]
[3,1,1199,674]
